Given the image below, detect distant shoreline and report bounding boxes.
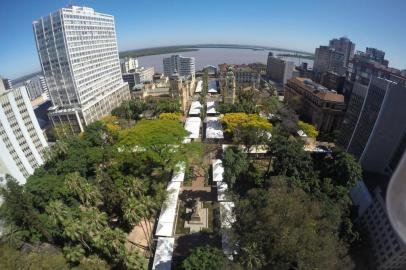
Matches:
[119,44,314,59]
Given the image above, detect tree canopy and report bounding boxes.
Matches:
[298,120,319,138]
[233,179,353,270]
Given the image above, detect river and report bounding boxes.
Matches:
[137,47,313,73]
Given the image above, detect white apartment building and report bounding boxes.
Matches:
[14,74,49,101]
[163,55,195,77]
[120,57,139,73]
[0,81,48,184]
[33,6,130,133]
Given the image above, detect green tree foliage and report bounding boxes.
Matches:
[218,89,259,114]
[159,112,182,121]
[181,246,238,270]
[261,96,279,115]
[234,179,353,270]
[277,103,299,134]
[119,119,188,171]
[266,133,317,191]
[222,146,249,189]
[150,98,181,115]
[111,99,146,121]
[297,120,319,138]
[0,244,70,270]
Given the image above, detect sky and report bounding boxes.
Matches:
[1,0,405,79]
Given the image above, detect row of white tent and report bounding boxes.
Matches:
[152,163,185,270]
[212,158,236,259]
[195,79,218,94]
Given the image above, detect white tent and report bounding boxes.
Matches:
[171,162,185,182]
[217,181,228,201]
[212,159,224,182]
[208,80,218,93]
[189,101,203,116]
[184,117,201,139]
[155,181,181,237]
[220,201,236,229]
[220,201,236,259]
[206,101,218,115]
[195,80,202,93]
[206,117,224,139]
[152,237,175,270]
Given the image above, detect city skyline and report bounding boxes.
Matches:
[1,0,406,78]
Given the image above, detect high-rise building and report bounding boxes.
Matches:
[338,77,406,175]
[266,53,295,84]
[0,81,48,184]
[163,55,195,77]
[33,6,130,133]
[122,67,155,89]
[329,37,355,67]
[320,71,346,94]
[313,45,345,75]
[120,57,139,73]
[284,77,345,132]
[2,78,13,90]
[366,47,388,66]
[14,74,49,101]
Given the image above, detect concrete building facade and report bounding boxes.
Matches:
[122,67,155,89]
[33,6,130,133]
[266,53,295,84]
[284,77,345,132]
[163,55,195,77]
[0,82,48,184]
[339,77,406,175]
[14,75,49,101]
[120,57,139,73]
[313,45,345,75]
[329,37,355,67]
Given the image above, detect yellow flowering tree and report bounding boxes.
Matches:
[297,121,319,138]
[159,112,182,122]
[221,113,272,133]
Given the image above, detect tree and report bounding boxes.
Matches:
[261,96,279,115]
[266,133,317,192]
[0,175,51,244]
[159,112,182,121]
[297,120,319,138]
[233,179,353,270]
[152,99,181,115]
[222,146,249,189]
[277,103,299,134]
[221,113,272,134]
[118,119,188,171]
[181,246,237,270]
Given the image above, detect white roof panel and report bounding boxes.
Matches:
[217,181,228,201]
[152,237,175,270]
[212,159,224,182]
[171,162,186,182]
[206,117,224,139]
[208,80,218,93]
[189,101,203,116]
[206,101,218,114]
[195,80,202,93]
[220,201,235,229]
[184,117,201,139]
[155,181,181,237]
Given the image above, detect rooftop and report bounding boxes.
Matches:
[290,77,345,103]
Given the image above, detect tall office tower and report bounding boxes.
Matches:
[14,74,49,101]
[313,46,345,75]
[366,47,388,66]
[33,6,130,133]
[338,76,406,175]
[266,53,295,84]
[2,78,13,90]
[120,57,139,73]
[0,81,48,184]
[329,37,355,67]
[163,55,195,77]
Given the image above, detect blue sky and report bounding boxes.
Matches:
[1,0,405,79]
